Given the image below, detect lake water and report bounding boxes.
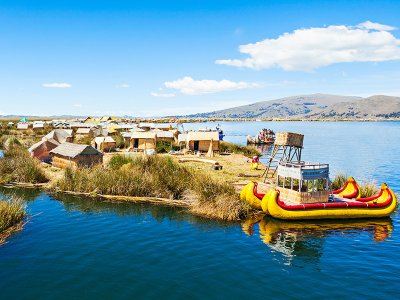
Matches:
[1,121,400,299]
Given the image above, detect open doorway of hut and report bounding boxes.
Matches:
[194,141,199,151]
[133,139,139,149]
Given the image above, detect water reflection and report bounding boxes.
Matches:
[52,192,233,229]
[0,186,42,201]
[242,215,393,265]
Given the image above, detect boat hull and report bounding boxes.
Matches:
[246,137,275,145]
[265,187,397,220]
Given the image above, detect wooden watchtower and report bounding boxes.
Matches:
[263,132,304,181]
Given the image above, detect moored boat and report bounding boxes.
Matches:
[247,128,275,145]
[264,183,397,220]
[240,162,397,220]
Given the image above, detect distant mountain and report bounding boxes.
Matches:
[306,95,400,119]
[187,94,400,120]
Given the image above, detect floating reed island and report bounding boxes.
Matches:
[0,121,397,222]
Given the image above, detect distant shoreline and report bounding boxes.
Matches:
[1,116,400,123]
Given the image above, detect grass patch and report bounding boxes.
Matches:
[0,144,49,184]
[359,182,379,198]
[112,133,129,149]
[331,172,348,190]
[108,154,134,170]
[220,141,261,157]
[55,154,248,220]
[0,195,26,233]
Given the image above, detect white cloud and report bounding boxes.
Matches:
[73,103,82,108]
[216,21,400,71]
[164,76,258,95]
[357,21,396,31]
[151,92,176,98]
[42,83,71,88]
[116,83,130,88]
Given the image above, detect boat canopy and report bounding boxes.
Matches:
[277,161,329,181]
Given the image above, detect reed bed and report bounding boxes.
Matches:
[0,144,48,184]
[55,154,248,221]
[220,141,261,157]
[331,173,348,190]
[358,182,379,198]
[0,195,26,233]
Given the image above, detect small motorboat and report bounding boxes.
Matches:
[247,129,275,145]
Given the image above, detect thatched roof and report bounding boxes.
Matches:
[152,123,174,130]
[43,129,72,144]
[28,139,59,153]
[76,128,92,134]
[186,131,219,141]
[177,133,187,143]
[121,132,132,138]
[131,132,156,139]
[138,122,155,128]
[151,130,174,138]
[100,116,113,121]
[94,136,116,144]
[50,142,102,158]
[130,127,146,132]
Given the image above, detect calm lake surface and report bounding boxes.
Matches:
[1,121,400,299]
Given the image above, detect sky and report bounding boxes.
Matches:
[1,0,400,117]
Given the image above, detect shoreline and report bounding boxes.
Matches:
[2,117,400,123]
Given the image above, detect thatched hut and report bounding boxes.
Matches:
[28,139,59,163]
[32,122,45,130]
[186,131,220,152]
[130,132,156,151]
[43,129,73,144]
[49,142,103,168]
[152,130,175,143]
[17,123,29,130]
[100,116,113,122]
[75,127,94,138]
[92,136,116,152]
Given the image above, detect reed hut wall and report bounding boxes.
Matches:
[131,138,156,151]
[100,141,116,152]
[30,141,58,163]
[51,154,103,169]
[188,140,219,152]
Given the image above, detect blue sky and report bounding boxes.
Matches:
[1,0,400,116]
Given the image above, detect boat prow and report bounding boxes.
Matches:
[333,176,361,199]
